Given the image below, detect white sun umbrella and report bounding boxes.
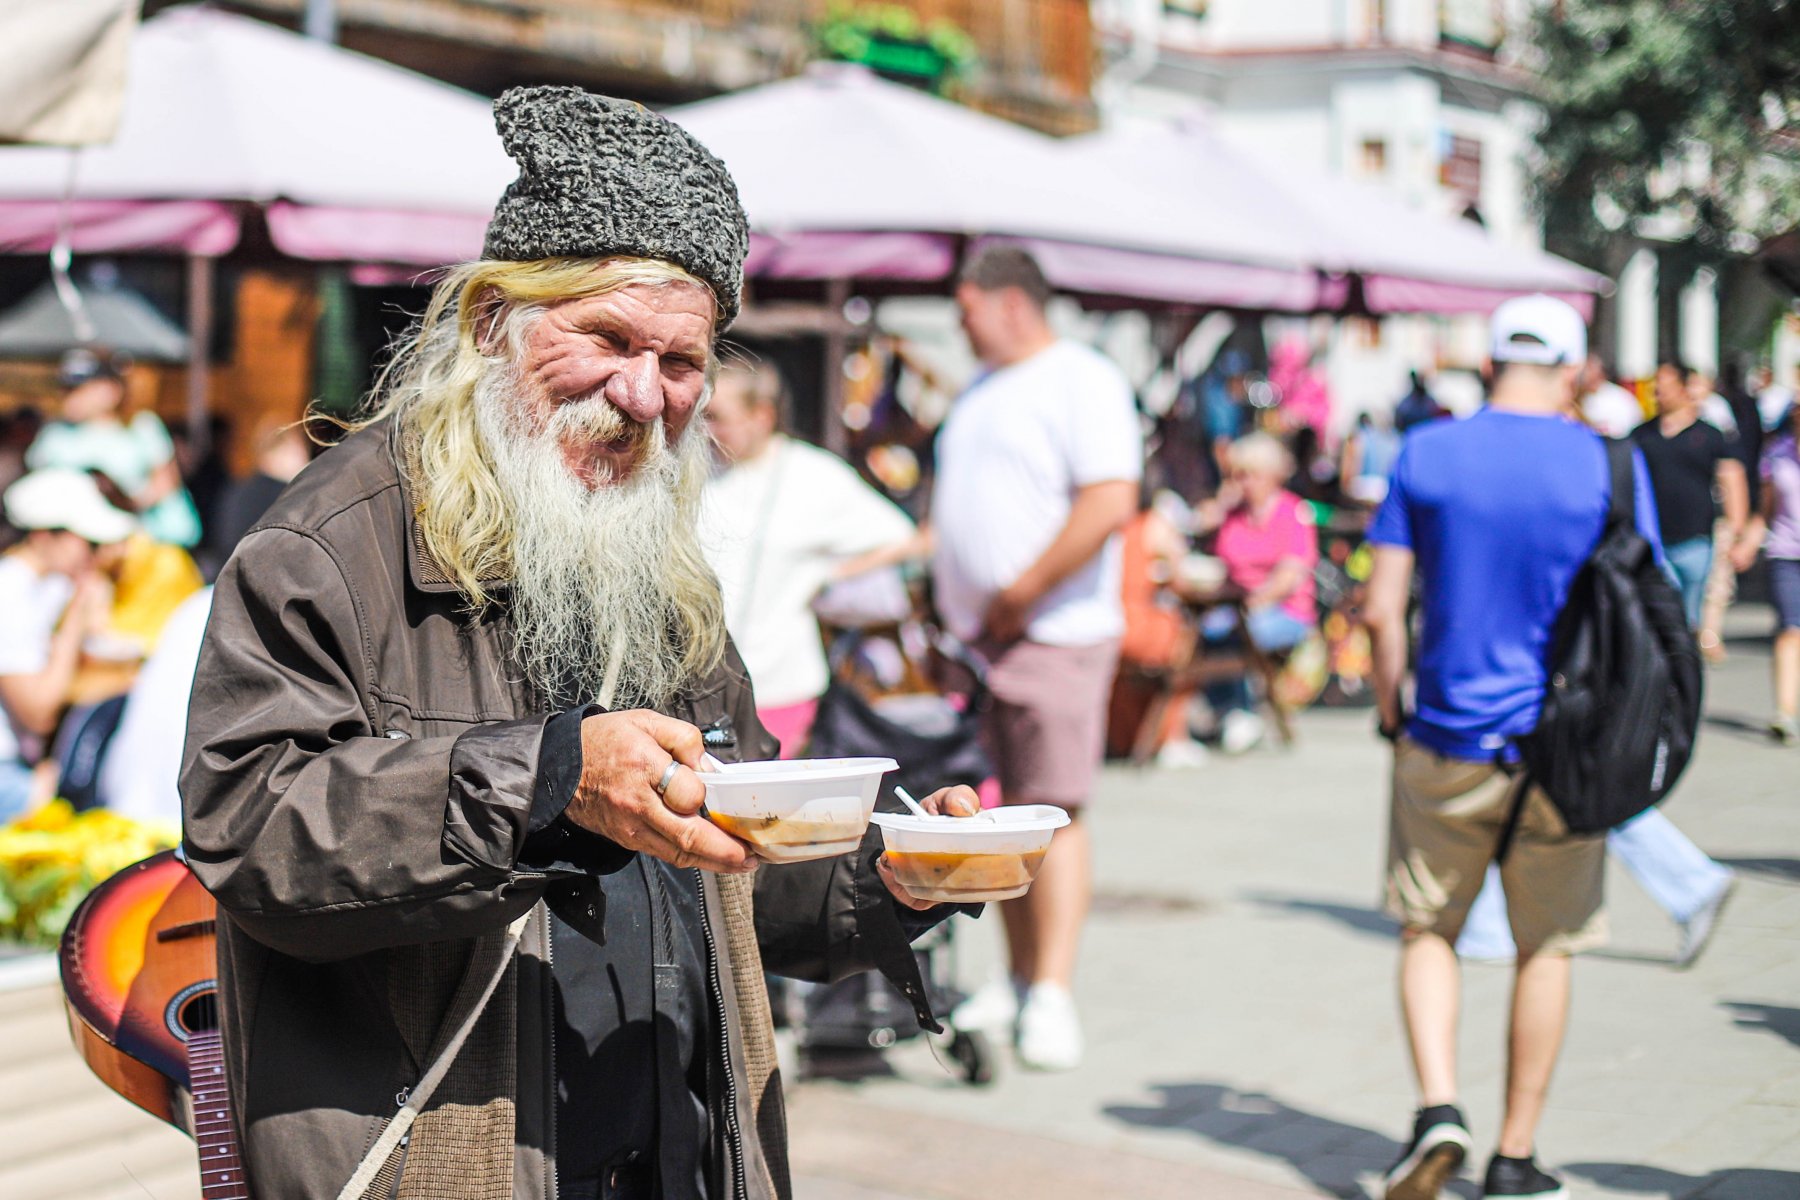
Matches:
[0,5,511,264]
[1067,116,1607,315]
[669,65,1331,311]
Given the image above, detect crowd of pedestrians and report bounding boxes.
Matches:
[2,230,1797,1199]
[0,351,311,822]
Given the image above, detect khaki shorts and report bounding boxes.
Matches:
[1385,737,1607,955]
[979,638,1120,809]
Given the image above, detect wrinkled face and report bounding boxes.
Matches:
[62,377,125,424]
[511,282,715,488]
[704,374,775,465]
[955,282,1010,366]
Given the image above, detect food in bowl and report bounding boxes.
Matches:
[701,757,897,863]
[707,811,871,853]
[872,805,1070,902]
[881,848,1049,897]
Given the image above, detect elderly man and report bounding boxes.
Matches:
[182,87,971,1200]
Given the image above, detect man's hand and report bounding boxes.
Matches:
[979,479,1136,646]
[878,784,982,911]
[564,710,756,874]
[1362,545,1415,738]
[981,583,1036,646]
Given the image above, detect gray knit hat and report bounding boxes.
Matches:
[482,86,750,326]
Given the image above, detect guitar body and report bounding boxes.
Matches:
[60,850,248,1197]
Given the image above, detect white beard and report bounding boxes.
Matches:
[473,365,715,711]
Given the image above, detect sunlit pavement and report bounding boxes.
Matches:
[791,603,1800,1200]
[3,607,1795,1199]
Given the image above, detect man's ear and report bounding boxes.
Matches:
[470,286,511,357]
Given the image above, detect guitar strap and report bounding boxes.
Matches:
[335,909,533,1200]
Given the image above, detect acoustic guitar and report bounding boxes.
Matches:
[59,849,248,1199]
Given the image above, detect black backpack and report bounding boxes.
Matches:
[1507,438,1703,851]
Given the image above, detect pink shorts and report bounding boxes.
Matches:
[978,638,1120,809]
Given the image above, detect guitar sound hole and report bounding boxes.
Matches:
[175,990,218,1037]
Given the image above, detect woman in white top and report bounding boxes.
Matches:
[702,362,919,755]
[0,470,134,819]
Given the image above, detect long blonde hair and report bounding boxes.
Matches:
[354,256,727,688]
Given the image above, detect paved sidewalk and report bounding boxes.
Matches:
[3,608,1795,1199]
[787,605,1800,1199]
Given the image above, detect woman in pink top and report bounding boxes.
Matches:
[1197,434,1319,751]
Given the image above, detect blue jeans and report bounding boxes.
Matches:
[1664,535,1714,630]
[1457,807,1732,956]
[1201,606,1311,715]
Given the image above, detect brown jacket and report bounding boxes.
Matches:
[181,424,936,1199]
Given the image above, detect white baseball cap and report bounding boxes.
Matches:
[3,469,136,545]
[1489,294,1587,367]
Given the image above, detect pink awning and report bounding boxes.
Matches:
[993,237,1347,312]
[746,231,955,281]
[0,198,239,256]
[265,202,487,266]
[1362,274,1597,320]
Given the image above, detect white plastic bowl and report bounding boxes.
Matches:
[872,805,1071,902]
[701,757,898,863]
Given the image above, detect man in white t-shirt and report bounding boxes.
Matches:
[928,246,1142,1070]
[0,469,134,819]
[1578,354,1643,438]
[702,361,917,754]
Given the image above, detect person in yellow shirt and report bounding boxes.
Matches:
[103,529,202,654]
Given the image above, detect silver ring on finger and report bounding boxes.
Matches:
[653,760,682,797]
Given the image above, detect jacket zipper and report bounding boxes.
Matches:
[693,869,749,1200]
[544,906,559,1200]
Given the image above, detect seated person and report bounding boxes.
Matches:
[1107,489,1210,767]
[1196,433,1319,753]
[0,470,133,819]
[63,473,204,706]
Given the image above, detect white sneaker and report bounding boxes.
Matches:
[1219,710,1265,755]
[1155,738,1211,770]
[1016,982,1083,1071]
[951,976,1022,1036]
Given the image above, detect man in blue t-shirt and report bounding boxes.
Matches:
[1362,297,1652,1200]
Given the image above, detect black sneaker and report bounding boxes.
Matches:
[1482,1154,1570,1199]
[1384,1104,1471,1200]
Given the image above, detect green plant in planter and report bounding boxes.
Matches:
[816,3,977,89]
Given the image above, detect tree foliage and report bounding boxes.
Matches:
[1530,0,1800,266]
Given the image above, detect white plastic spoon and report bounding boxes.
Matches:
[892,785,932,819]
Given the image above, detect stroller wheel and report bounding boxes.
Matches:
[949,1029,996,1086]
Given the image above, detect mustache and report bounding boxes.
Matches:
[543,395,685,467]
[547,395,637,441]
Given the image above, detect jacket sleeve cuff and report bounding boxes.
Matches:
[520,705,635,875]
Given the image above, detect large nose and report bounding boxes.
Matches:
[604,351,664,424]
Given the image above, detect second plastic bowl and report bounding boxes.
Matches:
[872,805,1071,902]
